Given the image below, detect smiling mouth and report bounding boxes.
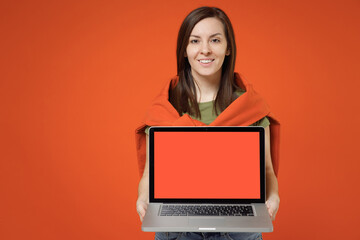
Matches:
[198,59,214,63]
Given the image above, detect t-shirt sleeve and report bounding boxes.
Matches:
[251,116,270,128]
[144,125,150,135]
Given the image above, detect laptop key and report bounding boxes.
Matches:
[160,205,253,216]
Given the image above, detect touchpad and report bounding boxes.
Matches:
[189,217,225,227]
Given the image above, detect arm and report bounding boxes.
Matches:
[264,126,280,221]
[136,134,150,222]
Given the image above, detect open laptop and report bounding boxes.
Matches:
[142,126,273,232]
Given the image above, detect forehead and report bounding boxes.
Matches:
[190,17,225,36]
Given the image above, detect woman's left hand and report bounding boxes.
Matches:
[265,194,280,221]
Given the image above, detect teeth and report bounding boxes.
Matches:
[199,59,213,63]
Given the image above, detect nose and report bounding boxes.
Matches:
[200,42,211,55]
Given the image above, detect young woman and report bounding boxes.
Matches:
[136,6,280,240]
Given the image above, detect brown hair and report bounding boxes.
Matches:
[170,6,241,118]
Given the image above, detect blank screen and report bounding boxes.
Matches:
[154,131,260,199]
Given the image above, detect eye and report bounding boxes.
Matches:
[190,39,199,44]
[211,38,220,43]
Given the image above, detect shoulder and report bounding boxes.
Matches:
[234,88,246,97]
[251,117,270,128]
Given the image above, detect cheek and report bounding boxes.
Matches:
[216,46,228,57]
[186,46,198,59]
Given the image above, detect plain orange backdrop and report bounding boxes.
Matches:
[1,0,359,240]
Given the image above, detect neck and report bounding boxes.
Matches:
[192,70,222,103]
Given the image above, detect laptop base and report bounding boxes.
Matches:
[142,203,273,232]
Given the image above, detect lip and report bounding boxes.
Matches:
[197,58,215,66]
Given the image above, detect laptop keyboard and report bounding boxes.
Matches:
[160,205,254,216]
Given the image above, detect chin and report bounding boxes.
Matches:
[195,69,221,78]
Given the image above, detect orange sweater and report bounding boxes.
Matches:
[135,73,280,177]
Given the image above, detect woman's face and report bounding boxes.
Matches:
[186,17,230,81]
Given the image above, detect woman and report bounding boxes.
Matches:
[136,6,280,240]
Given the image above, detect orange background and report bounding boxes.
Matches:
[0,0,359,239]
[154,132,260,198]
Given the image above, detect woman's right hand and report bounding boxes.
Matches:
[137,134,150,222]
[136,197,148,222]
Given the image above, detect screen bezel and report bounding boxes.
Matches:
[149,126,266,204]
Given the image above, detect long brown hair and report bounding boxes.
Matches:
[170,6,241,118]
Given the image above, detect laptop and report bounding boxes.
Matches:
[142,126,273,232]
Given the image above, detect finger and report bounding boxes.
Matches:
[266,204,275,218]
[269,206,278,221]
[138,202,148,211]
[268,209,273,218]
[137,207,146,222]
[270,209,276,221]
[272,212,276,221]
[137,207,145,217]
[138,211,144,222]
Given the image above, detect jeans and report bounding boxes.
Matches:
[154,232,262,240]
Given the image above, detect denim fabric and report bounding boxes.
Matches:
[154,232,262,240]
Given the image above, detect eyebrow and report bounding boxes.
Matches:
[190,33,222,38]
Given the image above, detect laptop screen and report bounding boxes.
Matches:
[149,127,265,203]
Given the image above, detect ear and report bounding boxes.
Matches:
[226,49,230,56]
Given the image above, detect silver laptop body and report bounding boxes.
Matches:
[142,126,273,232]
